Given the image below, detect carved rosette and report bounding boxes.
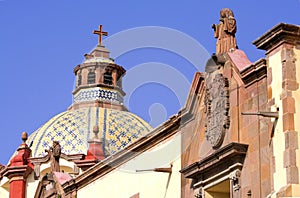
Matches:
[205,73,230,148]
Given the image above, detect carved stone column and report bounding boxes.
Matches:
[229,169,241,198]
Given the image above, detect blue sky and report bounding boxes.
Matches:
[0,0,299,164]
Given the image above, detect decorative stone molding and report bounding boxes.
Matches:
[240,58,267,87]
[194,187,203,198]
[253,23,300,54]
[205,72,230,149]
[229,169,241,191]
[180,143,248,181]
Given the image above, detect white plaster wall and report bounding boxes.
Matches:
[293,47,300,197]
[77,134,181,198]
[0,175,10,198]
[268,50,287,196]
[0,186,9,198]
[292,46,300,191]
[26,172,39,198]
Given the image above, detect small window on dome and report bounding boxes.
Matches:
[104,71,113,85]
[78,74,82,86]
[87,70,96,84]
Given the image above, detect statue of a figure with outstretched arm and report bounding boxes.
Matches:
[212,8,237,54]
[45,141,61,172]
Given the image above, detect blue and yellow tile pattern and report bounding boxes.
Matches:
[73,87,123,104]
[27,107,152,157]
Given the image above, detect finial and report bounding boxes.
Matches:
[93,25,108,46]
[21,132,28,143]
[93,125,99,138]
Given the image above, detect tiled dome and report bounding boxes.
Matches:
[27,107,152,157]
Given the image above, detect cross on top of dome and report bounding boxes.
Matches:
[71,25,127,111]
[93,25,108,46]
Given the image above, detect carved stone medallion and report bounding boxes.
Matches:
[205,73,230,148]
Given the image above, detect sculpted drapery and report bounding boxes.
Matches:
[46,141,61,172]
[212,8,237,54]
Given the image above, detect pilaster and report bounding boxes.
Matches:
[254,23,300,197]
[3,132,33,198]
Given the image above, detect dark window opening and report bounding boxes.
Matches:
[104,71,113,85]
[88,71,96,84]
[78,74,82,86]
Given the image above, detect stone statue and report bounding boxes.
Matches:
[212,8,237,54]
[45,141,61,172]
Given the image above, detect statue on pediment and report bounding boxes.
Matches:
[45,141,61,172]
[212,8,237,54]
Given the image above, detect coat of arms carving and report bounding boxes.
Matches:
[205,73,230,148]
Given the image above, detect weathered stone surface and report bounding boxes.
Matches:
[212,8,237,54]
[205,72,230,149]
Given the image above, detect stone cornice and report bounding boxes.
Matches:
[240,58,267,87]
[75,62,126,77]
[178,72,205,117]
[62,72,205,195]
[180,142,248,180]
[2,165,33,179]
[253,23,300,53]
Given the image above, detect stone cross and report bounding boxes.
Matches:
[93,25,108,46]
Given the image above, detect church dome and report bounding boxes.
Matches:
[27,107,152,157]
[25,25,152,159]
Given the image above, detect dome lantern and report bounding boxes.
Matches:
[72,25,126,111]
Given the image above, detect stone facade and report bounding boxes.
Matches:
[180,23,300,198]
